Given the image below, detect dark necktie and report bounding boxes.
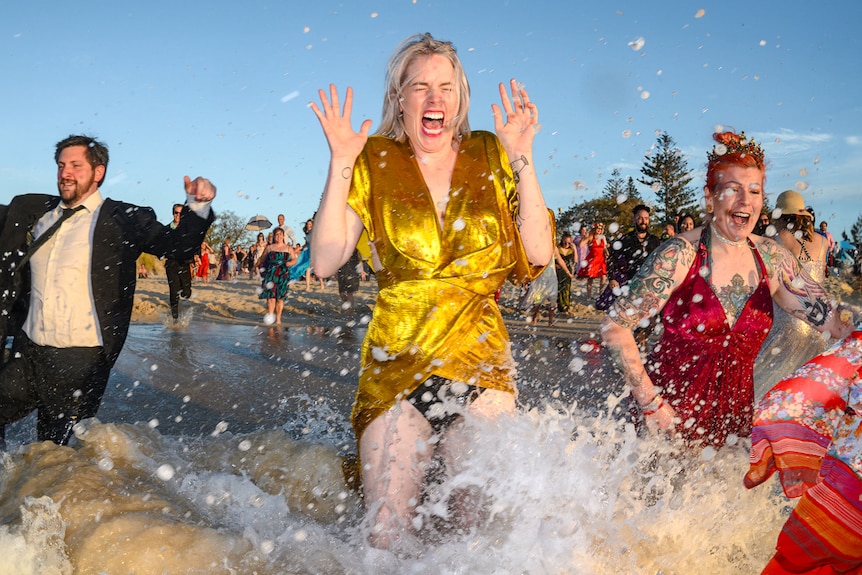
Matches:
[16,205,86,272]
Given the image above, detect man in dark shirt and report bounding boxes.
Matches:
[164,203,197,320]
[605,204,661,350]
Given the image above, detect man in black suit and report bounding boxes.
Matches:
[0,134,216,447]
[164,203,196,320]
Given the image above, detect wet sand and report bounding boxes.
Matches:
[91,276,614,442]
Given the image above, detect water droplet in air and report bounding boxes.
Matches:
[156,464,175,481]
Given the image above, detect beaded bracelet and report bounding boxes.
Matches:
[640,394,665,415]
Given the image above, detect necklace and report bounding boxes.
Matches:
[710,224,747,248]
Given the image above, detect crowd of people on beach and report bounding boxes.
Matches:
[2,31,862,574]
[173,212,370,325]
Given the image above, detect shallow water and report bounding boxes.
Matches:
[0,320,789,574]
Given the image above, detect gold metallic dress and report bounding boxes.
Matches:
[347,131,542,439]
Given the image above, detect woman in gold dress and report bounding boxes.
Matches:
[310,33,552,551]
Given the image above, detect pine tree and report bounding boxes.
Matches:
[638,133,698,225]
[850,213,862,248]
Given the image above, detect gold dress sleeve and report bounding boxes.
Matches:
[346,131,543,439]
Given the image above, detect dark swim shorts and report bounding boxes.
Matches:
[405,375,486,434]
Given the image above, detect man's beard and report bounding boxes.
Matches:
[58,174,95,205]
[635,223,649,234]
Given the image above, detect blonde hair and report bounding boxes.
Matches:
[376,33,471,142]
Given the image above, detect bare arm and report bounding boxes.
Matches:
[601,237,696,428]
[553,247,573,277]
[309,85,371,278]
[759,239,854,339]
[492,79,553,267]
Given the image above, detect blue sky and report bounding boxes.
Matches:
[2,0,860,241]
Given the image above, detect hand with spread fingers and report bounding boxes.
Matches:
[310,84,372,164]
[492,78,539,160]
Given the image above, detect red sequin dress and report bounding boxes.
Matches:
[647,229,774,446]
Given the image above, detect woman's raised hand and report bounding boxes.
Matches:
[492,78,540,157]
[309,85,372,162]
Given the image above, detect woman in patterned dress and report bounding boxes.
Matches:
[254,227,294,324]
[555,231,577,313]
[746,328,862,574]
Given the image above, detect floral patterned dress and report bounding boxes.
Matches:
[746,330,862,574]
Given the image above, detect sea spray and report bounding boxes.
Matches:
[0,401,790,574]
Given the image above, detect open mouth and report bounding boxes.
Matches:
[421,111,444,135]
[730,212,751,227]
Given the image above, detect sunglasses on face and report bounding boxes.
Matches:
[174,211,182,215]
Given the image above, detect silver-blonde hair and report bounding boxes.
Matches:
[376,33,471,142]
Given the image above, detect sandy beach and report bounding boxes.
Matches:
[132,269,862,335]
[131,273,612,338]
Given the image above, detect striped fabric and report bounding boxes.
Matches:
[745,330,862,574]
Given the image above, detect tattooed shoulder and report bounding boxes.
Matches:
[755,237,785,278]
[607,237,695,330]
[650,237,695,277]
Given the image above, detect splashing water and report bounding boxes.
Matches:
[0,324,789,574]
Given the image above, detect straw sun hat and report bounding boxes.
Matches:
[774,190,812,218]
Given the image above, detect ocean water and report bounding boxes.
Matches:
[0,320,789,574]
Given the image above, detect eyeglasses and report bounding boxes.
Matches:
[173,211,182,215]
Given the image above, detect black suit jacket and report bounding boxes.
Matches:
[0,193,214,365]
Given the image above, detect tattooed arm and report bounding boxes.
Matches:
[758,239,854,339]
[601,237,696,429]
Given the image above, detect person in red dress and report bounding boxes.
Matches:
[600,129,854,448]
[195,240,213,283]
[576,221,608,299]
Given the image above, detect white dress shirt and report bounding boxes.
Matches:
[23,191,211,349]
[24,191,104,348]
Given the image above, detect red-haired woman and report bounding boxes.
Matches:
[601,130,854,448]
